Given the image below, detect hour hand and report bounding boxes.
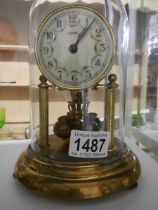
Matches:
[69,19,95,54]
[76,19,95,45]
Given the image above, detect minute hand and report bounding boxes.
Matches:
[74,20,95,46]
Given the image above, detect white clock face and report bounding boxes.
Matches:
[35,6,116,89]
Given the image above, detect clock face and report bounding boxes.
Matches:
[35,6,116,90]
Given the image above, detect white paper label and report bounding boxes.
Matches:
[68,130,110,158]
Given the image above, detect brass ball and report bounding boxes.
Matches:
[54,116,71,139]
[108,74,117,82]
[39,75,47,83]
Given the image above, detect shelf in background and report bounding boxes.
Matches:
[0,44,28,51]
[0,121,30,140]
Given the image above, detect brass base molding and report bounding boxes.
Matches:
[14,144,140,199]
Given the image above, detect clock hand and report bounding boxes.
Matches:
[69,19,95,54]
[75,19,95,46]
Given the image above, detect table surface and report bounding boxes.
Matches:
[132,127,158,156]
[0,138,158,210]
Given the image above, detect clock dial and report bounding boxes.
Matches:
[35,6,116,89]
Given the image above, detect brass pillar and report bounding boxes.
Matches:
[38,75,49,147]
[105,74,118,150]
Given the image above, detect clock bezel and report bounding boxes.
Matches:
[35,5,116,90]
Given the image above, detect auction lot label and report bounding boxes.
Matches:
[69,130,110,158]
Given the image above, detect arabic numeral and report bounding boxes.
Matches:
[82,139,90,152]
[45,31,54,40]
[75,138,81,151]
[99,139,106,152]
[57,19,62,29]
[91,139,98,152]
[74,138,106,153]
[96,28,102,37]
[95,59,102,67]
[48,61,53,68]
[85,70,91,77]
[75,138,91,152]
[43,46,49,54]
[47,58,56,69]
[99,43,106,52]
[72,74,78,81]
[57,70,62,79]
[69,14,77,24]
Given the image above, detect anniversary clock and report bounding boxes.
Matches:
[14,0,140,199]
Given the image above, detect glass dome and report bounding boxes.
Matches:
[30,0,127,160]
[14,0,140,199]
[126,0,158,159]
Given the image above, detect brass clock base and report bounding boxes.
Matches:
[14,144,140,199]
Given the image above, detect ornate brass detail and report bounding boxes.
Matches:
[14,74,140,199]
[54,115,71,139]
[53,89,101,139]
[14,144,140,199]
